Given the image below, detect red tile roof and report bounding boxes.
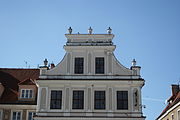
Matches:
[0,68,39,104]
[157,91,180,119]
[18,78,36,85]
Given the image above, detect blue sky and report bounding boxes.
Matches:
[0,0,180,119]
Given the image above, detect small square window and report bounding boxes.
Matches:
[21,89,33,99]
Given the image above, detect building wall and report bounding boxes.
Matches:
[0,105,36,120]
[18,85,37,101]
[159,102,180,120]
[36,33,145,120]
[36,80,144,119]
[45,46,134,76]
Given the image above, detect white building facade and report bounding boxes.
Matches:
[35,28,145,120]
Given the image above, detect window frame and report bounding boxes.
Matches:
[95,57,105,74]
[0,110,3,120]
[20,89,33,99]
[50,90,62,110]
[74,57,84,74]
[116,91,129,110]
[11,110,22,120]
[94,90,106,110]
[72,90,84,109]
[27,110,35,120]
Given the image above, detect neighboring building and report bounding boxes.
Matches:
[157,84,180,120]
[35,27,145,120]
[0,68,39,120]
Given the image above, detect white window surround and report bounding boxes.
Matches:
[48,88,64,112]
[114,88,130,112]
[92,88,107,112]
[27,110,36,120]
[11,110,22,120]
[71,88,86,112]
[20,89,33,99]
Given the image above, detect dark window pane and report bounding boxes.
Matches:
[95,57,104,74]
[74,58,84,74]
[94,91,105,109]
[50,90,62,109]
[72,90,84,109]
[117,91,128,110]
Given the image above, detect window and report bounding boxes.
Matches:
[172,114,174,120]
[95,57,104,74]
[21,89,33,99]
[94,91,105,109]
[117,91,128,110]
[50,90,62,109]
[178,110,180,120]
[28,112,35,120]
[12,111,21,120]
[74,58,84,74]
[72,90,84,109]
[0,110,2,120]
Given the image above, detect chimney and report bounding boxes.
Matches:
[0,83,4,98]
[131,59,141,76]
[50,63,55,69]
[171,84,179,96]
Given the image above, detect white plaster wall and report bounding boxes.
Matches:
[45,46,133,76]
[36,80,144,118]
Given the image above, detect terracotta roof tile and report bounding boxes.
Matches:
[0,68,39,104]
[18,78,36,85]
[157,91,180,119]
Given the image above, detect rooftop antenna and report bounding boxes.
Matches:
[178,77,180,85]
[24,61,27,68]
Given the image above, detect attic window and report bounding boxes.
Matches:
[74,58,84,74]
[95,57,104,74]
[21,89,33,99]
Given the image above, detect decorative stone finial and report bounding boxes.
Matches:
[88,27,93,34]
[132,59,136,66]
[68,27,72,34]
[44,58,48,66]
[107,27,112,34]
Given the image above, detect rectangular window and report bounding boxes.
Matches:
[178,110,180,120]
[50,90,62,109]
[172,114,174,120]
[94,91,105,109]
[72,90,84,109]
[21,89,33,99]
[95,57,104,74]
[28,112,35,120]
[74,58,84,74]
[12,111,21,120]
[0,110,2,120]
[117,91,128,110]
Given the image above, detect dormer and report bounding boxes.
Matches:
[18,78,37,101]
